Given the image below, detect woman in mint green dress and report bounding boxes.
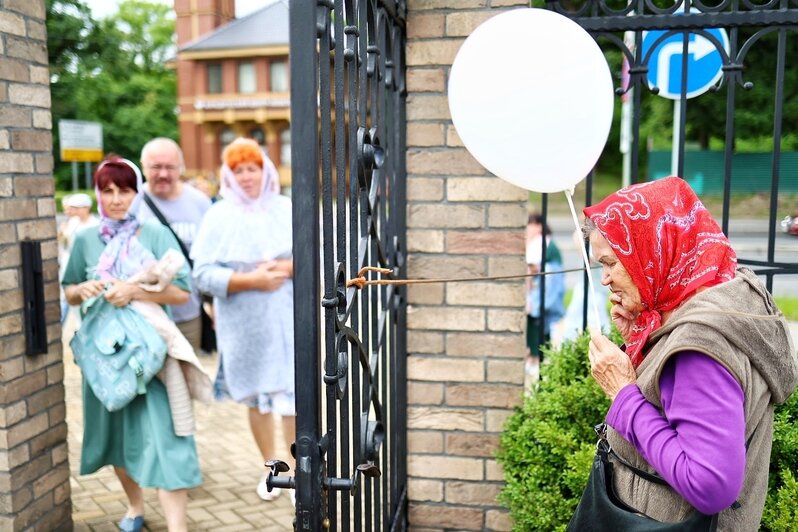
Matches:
[62,156,201,532]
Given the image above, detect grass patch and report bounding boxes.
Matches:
[775,297,798,321]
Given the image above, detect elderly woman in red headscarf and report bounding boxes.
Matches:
[584,177,798,530]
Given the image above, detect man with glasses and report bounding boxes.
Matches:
[138,137,212,353]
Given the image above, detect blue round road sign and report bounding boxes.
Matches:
[641,27,730,99]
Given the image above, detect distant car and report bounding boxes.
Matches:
[781,214,798,236]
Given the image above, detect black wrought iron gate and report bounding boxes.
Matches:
[535,0,798,333]
[267,1,408,531]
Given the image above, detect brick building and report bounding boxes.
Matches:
[175,0,291,186]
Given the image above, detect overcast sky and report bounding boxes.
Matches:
[83,0,268,20]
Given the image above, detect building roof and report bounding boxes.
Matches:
[180,0,288,52]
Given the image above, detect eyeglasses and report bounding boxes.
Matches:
[147,164,180,173]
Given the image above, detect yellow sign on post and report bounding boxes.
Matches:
[58,120,104,162]
[61,148,104,162]
[59,120,104,189]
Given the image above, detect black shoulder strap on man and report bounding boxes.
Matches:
[142,193,193,268]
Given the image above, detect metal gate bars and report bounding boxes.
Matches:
[538,0,798,332]
[267,1,408,530]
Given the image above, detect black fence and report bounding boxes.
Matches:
[533,0,798,337]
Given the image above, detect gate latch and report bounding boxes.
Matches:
[265,459,295,492]
[326,462,381,496]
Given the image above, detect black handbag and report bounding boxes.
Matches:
[566,424,718,531]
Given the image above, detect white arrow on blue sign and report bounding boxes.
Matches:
[641,26,730,99]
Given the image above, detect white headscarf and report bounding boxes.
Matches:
[218,153,280,212]
[192,154,291,266]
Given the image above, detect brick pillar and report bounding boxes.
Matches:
[0,1,72,529]
[405,1,530,530]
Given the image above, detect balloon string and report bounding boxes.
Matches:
[565,188,602,334]
[346,265,596,289]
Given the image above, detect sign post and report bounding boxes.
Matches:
[641,26,729,175]
[58,120,104,190]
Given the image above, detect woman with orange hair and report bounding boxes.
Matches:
[191,138,295,503]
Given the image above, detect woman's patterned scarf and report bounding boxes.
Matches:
[94,159,155,281]
[583,176,737,367]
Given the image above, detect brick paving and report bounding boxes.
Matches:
[63,326,295,531]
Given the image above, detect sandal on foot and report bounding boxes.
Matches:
[118,515,144,532]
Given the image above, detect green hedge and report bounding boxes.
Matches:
[763,392,798,530]
[497,332,798,531]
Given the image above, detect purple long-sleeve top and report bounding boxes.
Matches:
[605,351,746,515]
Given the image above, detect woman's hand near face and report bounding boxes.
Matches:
[609,292,637,343]
[589,331,637,401]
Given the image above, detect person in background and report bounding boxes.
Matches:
[189,175,218,202]
[191,138,296,504]
[59,193,76,241]
[525,213,565,380]
[585,176,798,528]
[556,228,610,344]
[138,138,212,353]
[62,156,201,532]
[58,193,99,323]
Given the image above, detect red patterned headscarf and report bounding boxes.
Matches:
[583,177,737,367]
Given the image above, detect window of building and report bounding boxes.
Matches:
[280,128,291,166]
[249,128,265,146]
[238,62,256,94]
[220,128,236,151]
[207,63,222,94]
[270,61,288,92]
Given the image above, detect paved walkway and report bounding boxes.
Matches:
[63,330,295,531]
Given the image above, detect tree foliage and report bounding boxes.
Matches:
[47,0,177,189]
[641,28,798,153]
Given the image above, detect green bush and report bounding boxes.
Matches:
[762,391,798,531]
[498,331,798,531]
[496,332,611,531]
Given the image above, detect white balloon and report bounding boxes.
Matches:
[448,8,615,193]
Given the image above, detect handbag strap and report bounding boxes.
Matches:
[594,424,669,486]
[142,193,193,268]
[596,422,757,498]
